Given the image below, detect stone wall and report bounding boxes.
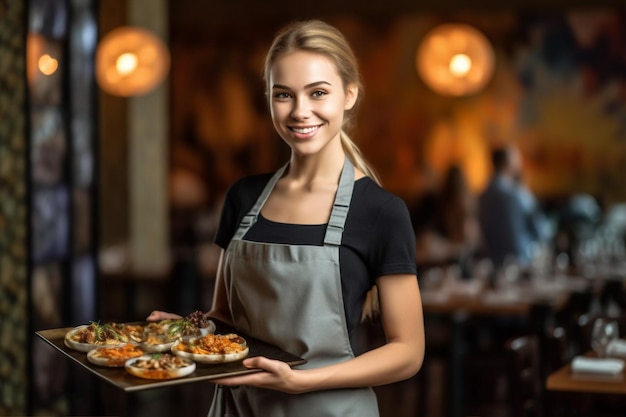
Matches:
[0,0,28,414]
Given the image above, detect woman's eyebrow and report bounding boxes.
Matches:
[272,81,333,90]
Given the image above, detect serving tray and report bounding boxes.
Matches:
[36,319,306,392]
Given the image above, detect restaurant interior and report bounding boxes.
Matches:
[1,0,626,416]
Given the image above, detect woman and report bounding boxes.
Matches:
[149,19,424,416]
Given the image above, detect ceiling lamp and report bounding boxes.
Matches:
[96,26,170,97]
[416,23,495,97]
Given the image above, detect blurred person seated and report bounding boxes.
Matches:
[414,164,481,277]
[478,145,551,280]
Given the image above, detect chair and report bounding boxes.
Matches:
[540,327,573,417]
[505,334,542,417]
[541,326,569,377]
[553,289,594,355]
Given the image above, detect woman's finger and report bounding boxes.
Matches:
[146,310,182,321]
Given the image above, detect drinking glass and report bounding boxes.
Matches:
[591,318,619,358]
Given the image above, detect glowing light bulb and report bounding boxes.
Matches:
[96,26,170,96]
[116,52,139,76]
[416,24,495,96]
[38,54,59,76]
[449,54,472,77]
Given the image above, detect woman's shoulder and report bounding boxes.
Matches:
[352,177,411,219]
[220,173,275,222]
[229,172,274,191]
[354,177,407,206]
[225,172,274,203]
[215,172,275,249]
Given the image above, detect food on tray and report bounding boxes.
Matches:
[186,310,213,330]
[123,322,180,352]
[175,333,247,354]
[117,323,145,343]
[87,343,145,367]
[70,322,131,344]
[64,313,216,354]
[172,333,249,364]
[125,353,196,379]
[65,322,131,352]
[122,316,214,352]
[160,311,216,338]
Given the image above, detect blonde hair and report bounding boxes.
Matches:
[264,20,382,321]
[263,19,381,186]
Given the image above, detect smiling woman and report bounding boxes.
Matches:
[147,19,424,417]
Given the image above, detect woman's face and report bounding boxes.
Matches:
[268,50,357,157]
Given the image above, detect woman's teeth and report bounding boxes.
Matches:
[291,126,318,134]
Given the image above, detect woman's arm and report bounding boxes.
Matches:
[213,273,424,393]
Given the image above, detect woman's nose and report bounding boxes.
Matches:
[290,98,310,120]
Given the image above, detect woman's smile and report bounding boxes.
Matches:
[289,124,322,138]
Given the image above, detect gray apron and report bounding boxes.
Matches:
[208,158,379,417]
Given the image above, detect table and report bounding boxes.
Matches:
[36,319,306,392]
[421,275,588,316]
[420,275,588,417]
[547,360,626,395]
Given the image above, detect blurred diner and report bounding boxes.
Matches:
[478,144,552,282]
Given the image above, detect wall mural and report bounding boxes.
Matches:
[170,8,626,219]
[512,11,626,203]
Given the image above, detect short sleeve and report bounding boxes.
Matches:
[370,196,418,279]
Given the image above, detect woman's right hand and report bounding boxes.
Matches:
[146,310,183,321]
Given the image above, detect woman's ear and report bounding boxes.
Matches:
[344,83,359,111]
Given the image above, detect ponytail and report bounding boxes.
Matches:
[340,130,381,186]
[340,130,382,322]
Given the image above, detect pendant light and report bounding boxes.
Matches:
[96,26,170,97]
[416,23,495,97]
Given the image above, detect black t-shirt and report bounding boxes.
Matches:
[214,173,417,344]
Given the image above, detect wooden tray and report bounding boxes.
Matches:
[36,319,306,392]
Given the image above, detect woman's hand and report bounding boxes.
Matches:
[212,356,306,394]
[146,310,183,321]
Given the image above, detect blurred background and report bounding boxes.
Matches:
[1,0,625,416]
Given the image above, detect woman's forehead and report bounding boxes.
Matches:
[269,51,340,87]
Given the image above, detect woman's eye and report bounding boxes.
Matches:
[312,90,326,98]
[273,92,292,99]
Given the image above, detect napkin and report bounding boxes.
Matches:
[571,356,625,376]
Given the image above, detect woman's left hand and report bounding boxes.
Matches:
[212,356,304,394]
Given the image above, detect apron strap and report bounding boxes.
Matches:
[232,157,355,246]
[324,158,354,247]
[232,163,289,241]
